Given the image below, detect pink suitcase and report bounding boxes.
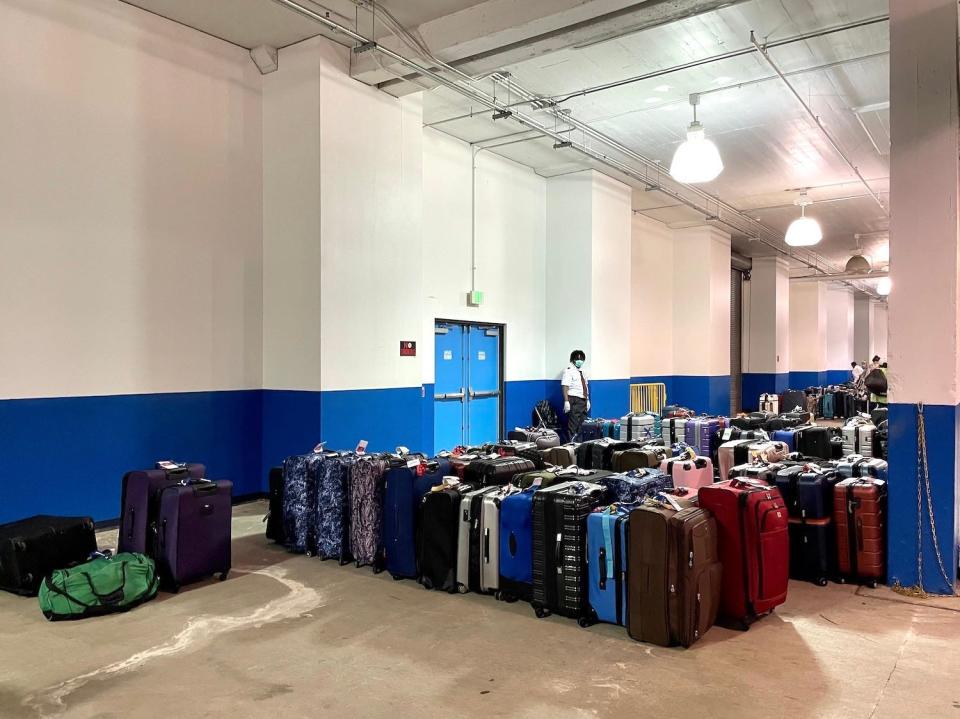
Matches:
[748,441,789,465]
[660,455,715,490]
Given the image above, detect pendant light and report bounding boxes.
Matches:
[785,191,822,247]
[669,94,724,184]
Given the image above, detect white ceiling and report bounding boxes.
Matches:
[422,0,891,272]
[120,0,486,50]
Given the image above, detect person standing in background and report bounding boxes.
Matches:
[851,361,864,383]
[870,362,889,405]
[562,350,590,441]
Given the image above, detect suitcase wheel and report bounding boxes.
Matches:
[391,574,403,581]
[493,590,503,601]
[219,571,229,582]
[534,606,549,619]
[171,583,181,594]
[867,579,878,589]
[372,565,384,575]
[456,583,467,594]
[577,616,595,628]
[816,577,828,587]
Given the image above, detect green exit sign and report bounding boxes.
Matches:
[466,290,484,307]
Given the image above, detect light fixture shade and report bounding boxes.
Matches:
[876,277,892,295]
[785,216,823,246]
[670,123,723,183]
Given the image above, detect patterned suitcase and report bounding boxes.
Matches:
[315,456,354,563]
[350,456,388,568]
[594,469,672,504]
[281,453,326,555]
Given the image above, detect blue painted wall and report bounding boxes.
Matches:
[789,371,828,390]
[0,390,262,524]
[824,369,854,386]
[629,375,729,416]
[886,402,958,594]
[504,379,548,432]
[589,379,631,419]
[741,373,789,411]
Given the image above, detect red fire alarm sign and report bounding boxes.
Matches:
[400,341,417,356]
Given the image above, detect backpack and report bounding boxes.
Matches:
[532,400,560,429]
[38,552,159,621]
[864,369,887,395]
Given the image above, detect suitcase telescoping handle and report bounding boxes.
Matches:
[483,528,490,563]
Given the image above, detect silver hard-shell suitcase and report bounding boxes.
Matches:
[456,487,498,593]
[479,484,522,594]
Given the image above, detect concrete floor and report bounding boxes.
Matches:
[2,501,959,719]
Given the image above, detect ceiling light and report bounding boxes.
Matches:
[654,84,671,92]
[876,277,892,295]
[669,94,724,184]
[845,254,872,273]
[785,191,822,247]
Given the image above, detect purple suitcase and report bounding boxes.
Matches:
[155,478,232,591]
[119,463,205,554]
[684,418,721,457]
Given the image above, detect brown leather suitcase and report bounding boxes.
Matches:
[627,496,722,647]
[611,448,665,472]
[833,477,886,586]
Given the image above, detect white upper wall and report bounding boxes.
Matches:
[854,297,872,364]
[789,282,828,372]
[871,302,889,361]
[825,286,855,370]
[0,0,263,399]
[590,173,632,382]
[422,130,547,384]
[630,214,674,378]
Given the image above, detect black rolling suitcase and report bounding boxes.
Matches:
[788,517,835,586]
[418,482,476,592]
[265,466,285,544]
[464,457,536,486]
[798,426,832,460]
[0,515,98,595]
[531,481,607,625]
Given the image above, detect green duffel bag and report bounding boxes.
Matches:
[38,552,159,621]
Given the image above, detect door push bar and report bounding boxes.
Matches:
[469,389,501,399]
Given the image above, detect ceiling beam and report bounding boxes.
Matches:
[350,0,751,95]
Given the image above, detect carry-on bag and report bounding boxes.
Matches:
[154,478,232,591]
[265,466,285,544]
[542,443,579,468]
[833,477,886,587]
[788,517,835,586]
[660,455,714,490]
[464,456,536,486]
[627,494,722,647]
[531,481,608,624]
[382,457,450,579]
[0,515,97,596]
[611,447,666,473]
[418,480,476,592]
[38,552,159,621]
[697,478,789,627]
[119,462,206,554]
[587,505,631,627]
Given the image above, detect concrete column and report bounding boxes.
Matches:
[546,170,632,417]
[887,0,959,593]
[742,256,790,410]
[788,282,828,389]
[824,286,855,385]
[670,226,731,415]
[869,301,888,360]
[854,296,873,364]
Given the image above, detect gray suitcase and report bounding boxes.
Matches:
[479,485,522,594]
[456,487,498,593]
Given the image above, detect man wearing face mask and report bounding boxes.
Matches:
[561,349,590,441]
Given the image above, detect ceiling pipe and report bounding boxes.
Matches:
[791,271,889,282]
[269,0,878,298]
[749,31,889,217]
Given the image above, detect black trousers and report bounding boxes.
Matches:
[567,396,588,441]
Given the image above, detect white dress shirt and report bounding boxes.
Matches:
[561,364,590,399]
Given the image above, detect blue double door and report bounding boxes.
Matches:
[434,322,502,451]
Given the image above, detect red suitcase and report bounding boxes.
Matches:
[698,478,789,627]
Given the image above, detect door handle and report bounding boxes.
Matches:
[436,391,465,401]
[468,389,501,399]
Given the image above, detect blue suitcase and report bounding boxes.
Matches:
[282,454,327,555]
[315,456,355,563]
[587,505,630,626]
[772,427,809,452]
[580,420,604,441]
[822,393,835,420]
[382,458,450,579]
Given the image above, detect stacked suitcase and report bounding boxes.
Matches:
[120,462,232,592]
[0,516,98,596]
[841,420,876,458]
[618,412,659,442]
[775,465,839,586]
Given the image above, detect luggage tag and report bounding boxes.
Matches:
[156,460,185,471]
[312,442,327,454]
[355,439,368,455]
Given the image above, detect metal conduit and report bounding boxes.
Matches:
[270,0,877,296]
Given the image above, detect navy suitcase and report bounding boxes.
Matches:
[775,466,838,520]
[788,517,835,586]
[587,505,630,626]
[382,458,450,579]
[119,463,205,555]
[595,469,672,504]
[154,478,232,591]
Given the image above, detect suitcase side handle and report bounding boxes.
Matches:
[598,546,607,589]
